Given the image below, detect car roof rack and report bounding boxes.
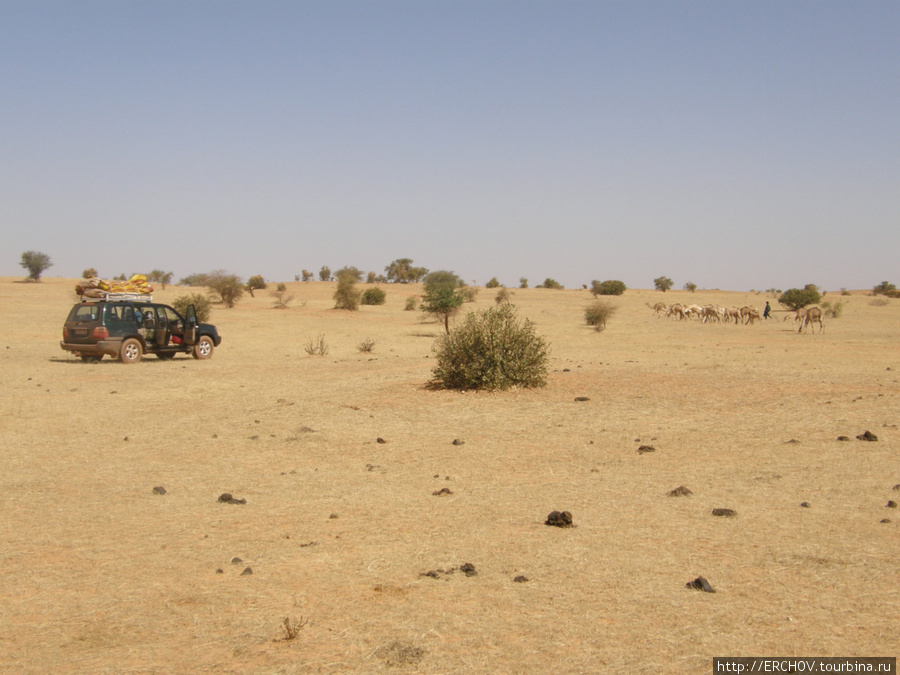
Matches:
[100,293,154,303]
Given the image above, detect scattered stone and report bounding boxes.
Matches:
[857,431,878,441]
[800,502,811,508]
[376,437,387,444]
[432,487,453,496]
[216,568,224,574]
[460,563,477,577]
[880,519,891,524]
[513,575,529,583]
[574,396,590,402]
[686,576,716,593]
[785,439,800,444]
[329,513,339,519]
[668,486,693,497]
[152,486,167,495]
[452,438,465,445]
[218,493,247,505]
[637,445,656,454]
[241,567,253,575]
[712,508,737,517]
[231,557,243,564]
[887,501,898,508]
[837,436,850,441]
[545,510,574,527]
[422,570,441,579]
[893,484,900,491]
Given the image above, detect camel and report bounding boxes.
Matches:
[740,306,758,325]
[646,302,668,317]
[724,307,741,324]
[666,303,685,320]
[700,305,720,323]
[799,306,824,333]
[744,309,761,325]
[784,307,807,325]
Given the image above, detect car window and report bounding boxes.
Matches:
[163,307,181,323]
[105,305,124,321]
[71,304,100,321]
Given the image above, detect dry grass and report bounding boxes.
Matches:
[0,278,897,673]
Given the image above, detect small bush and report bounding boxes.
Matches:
[683,281,697,293]
[590,280,626,296]
[821,300,844,319]
[519,277,528,289]
[304,334,329,356]
[172,293,212,323]
[82,268,98,279]
[538,278,564,289]
[869,297,890,307]
[246,275,267,297]
[270,283,295,309]
[361,287,387,305]
[333,267,361,310]
[584,300,618,330]
[319,266,332,282]
[495,287,511,305]
[404,296,418,311]
[357,337,376,353]
[430,304,550,391]
[485,277,501,288]
[459,286,479,303]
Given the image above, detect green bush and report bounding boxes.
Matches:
[821,300,844,319]
[333,273,361,310]
[495,287,511,305]
[459,286,479,303]
[430,304,550,391]
[421,271,465,332]
[172,293,212,323]
[361,287,387,305]
[590,279,626,296]
[245,274,267,296]
[584,300,618,330]
[404,295,418,311]
[537,278,563,289]
[82,268,98,279]
[206,270,245,308]
[485,277,501,288]
[778,287,822,310]
[654,276,673,292]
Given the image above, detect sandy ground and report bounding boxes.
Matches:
[0,277,897,674]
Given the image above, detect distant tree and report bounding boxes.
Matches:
[495,287,511,305]
[245,275,267,297]
[873,281,897,297]
[270,282,294,309]
[366,271,377,284]
[148,269,174,289]
[333,266,362,310]
[485,277,501,289]
[654,276,674,292]
[179,273,210,287]
[19,251,52,281]
[172,293,212,323]
[319,266,332,282]
[361,287,387,305]
[385,258,428,283]
[82,268,98,279]
[301,269,314,282]
[590,280,627,296]
[584,300,618,331]
[519,277,529,289]
[206,270,245,308]
[778,286,822,311]
[683,281,697,293]
[537,278,563,289]
[420,270,465,333]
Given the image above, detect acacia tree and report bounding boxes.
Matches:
[420,270,464,333]
[245,275,267,297]
[654,276,674,292]
[683,281,697,293]
[206,270,245,308]
[385,258,429,283]
[778,286,822,310]
[333,266,363,310]
[148,269,174,289]
[20,251,52,281]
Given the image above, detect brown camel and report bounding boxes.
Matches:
[799,306,824,333]
[666,303,685,320]
[646,302,668,317]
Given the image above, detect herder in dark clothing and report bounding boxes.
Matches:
[763,301,771,319]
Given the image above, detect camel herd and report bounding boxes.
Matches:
[647,302,824,333]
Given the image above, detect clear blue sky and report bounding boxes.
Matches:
[2,1,897,291]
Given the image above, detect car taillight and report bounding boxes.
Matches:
[63,327,69,339]
[92,327,109,339]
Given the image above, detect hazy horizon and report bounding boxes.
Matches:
[2,2,897,292]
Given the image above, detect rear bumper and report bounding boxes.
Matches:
[60,339,122,357]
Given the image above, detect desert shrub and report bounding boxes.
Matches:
[485,277,501,288]
[206,270,245,308]
[361,287,386,305]
[778,287,821,310]
[179,273,210,287]
[519,277,528,289]
[82,268,98,279]
[421,270,465,332]
[319,266,332,282]
[304,334,329,356]
[301,270,314,282]
[357,337,376,353]
[385,258,428,283]
[684,281,697,293]
[869,297,890,307]
[584,300,618,330]
[245,275,267,296]
[270,283,295,309]
[430,304,549,391]
[495,287,511,305]
[537,278,563,289]
[333,271,361,310]
[590,279,626,296]
[404,295,418,311]
[20,251,52,281]
[654,276,673,292]
[459,286,479,302]
[873,281,898,297]
[821,300,844,319]
[172,293,212,323]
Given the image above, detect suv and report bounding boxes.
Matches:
[60,295,222,363]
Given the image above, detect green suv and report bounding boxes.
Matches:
[60,296,222,363]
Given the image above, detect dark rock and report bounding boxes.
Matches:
[574,396,590,402]
[712,508,737,517]
[432,487,453,496]
[152,486,167,495]
[231,557,243,564]
[241,567,253,575]
[545,510,574,527]
[459,563,477,577]
[668,486,693,497]
[880,518,891,524]
[218,493,247,505]
[215,568,224,574]
[686,576,715,593]
[376,437,387,444]
[637,445,656,454]
[800,502,811,508]
[329,513,339,519]
[452,438,465,445]
[421,570,440,579]
[887,501,898,508]
[513,575,529,583]
[893,484,900,491]
[857,431,878,441]
[836,436,850,441]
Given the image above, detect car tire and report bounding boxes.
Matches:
[80,354,103,363]
[119,338,143,364]
[192,336,214,360]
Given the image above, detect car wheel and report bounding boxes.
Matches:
[119,338,143,364]
[192,336,214,360]
[80,354,103,363]
[157,352,176,360]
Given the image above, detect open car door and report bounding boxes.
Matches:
[183,305,198,346]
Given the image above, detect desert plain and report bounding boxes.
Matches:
[0,277,897,674]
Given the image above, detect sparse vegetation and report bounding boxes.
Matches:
[537,278,563,289]
[270,283,295,309]
[172,293,212,322]
[19,251,52,281]
[319,266,332,282]
[485,277,501,288]
[778,286,822,310]
[384,258,428,283]
[495,287,511,305]
[459,286,479,303]
[404,296,418,311]
[430,304,550,391]
[279,616,308,641]
[420,270,465,333]
[245,275,267,297]
[821,300,844,319]
[683,281,697,293]
[357,337,376,353]
[304,334,329,356]
[590,280,626,296]
[82,268,98,279]
[873,281,898,298]
[584,300,618,330]
[147,269,174,289]
[179,273,210,287]
[333,267,362,310]
[301,270,314,282]
[361,287,387,305]
[519,277,528,289]
[654,276,673,292]
[206,271,245,308]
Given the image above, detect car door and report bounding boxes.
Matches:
[182,305,198,346]
[153,305,169,349]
